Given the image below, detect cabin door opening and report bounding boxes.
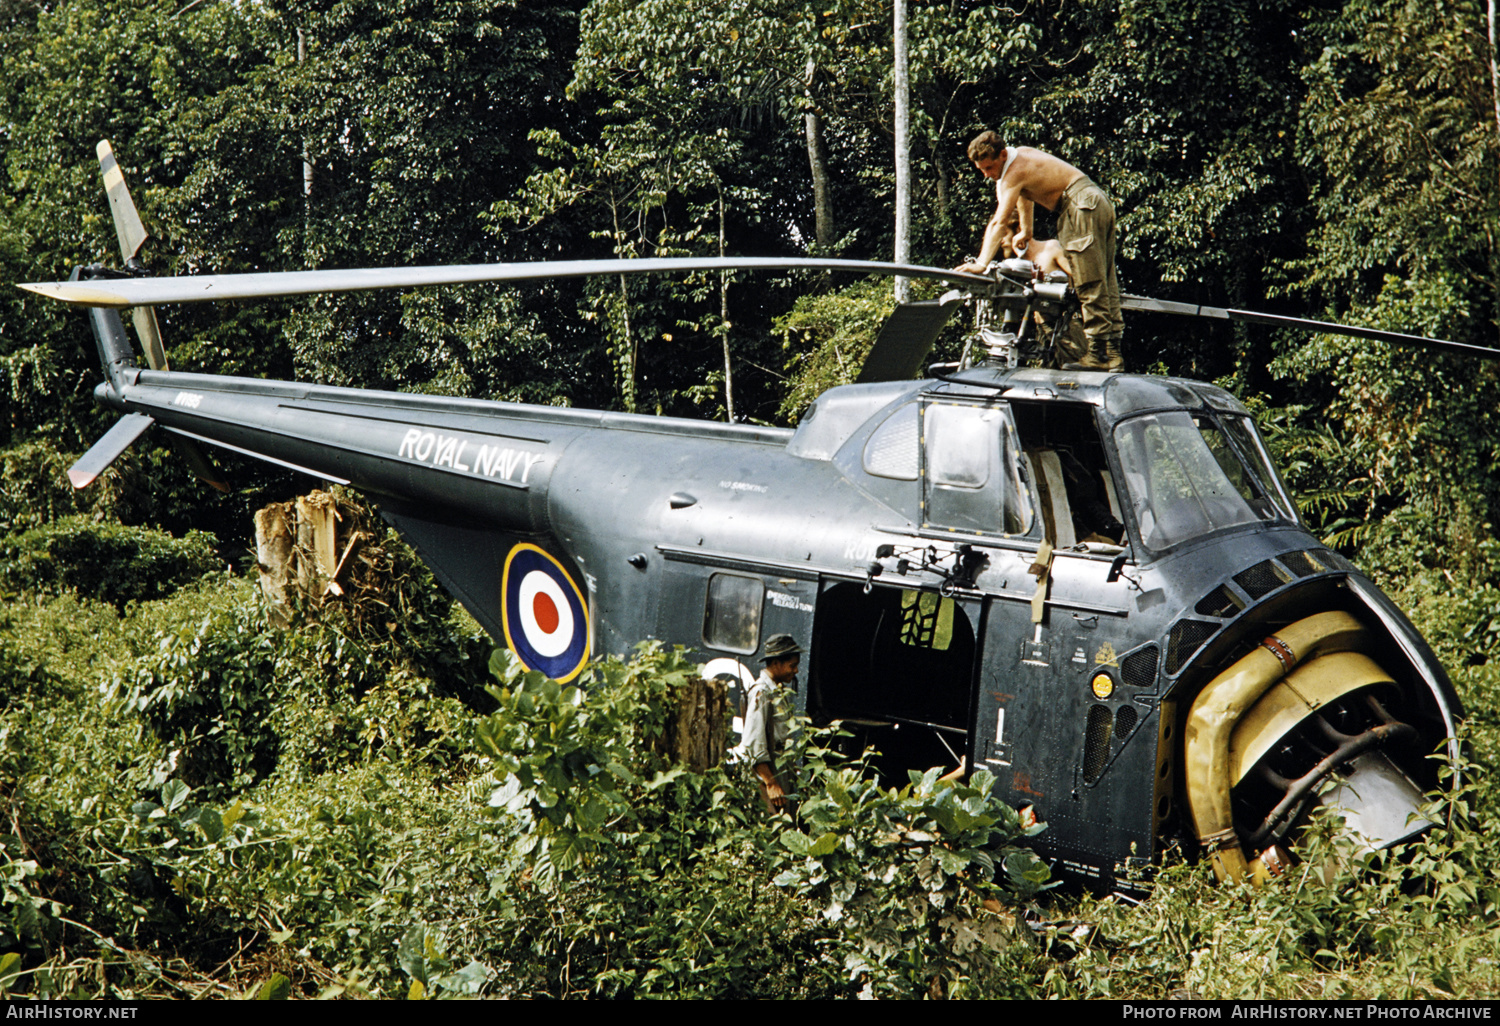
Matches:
[808,581,978,783]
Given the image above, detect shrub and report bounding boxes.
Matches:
[472,644,1048,997]
[113,602,285,796]
[0,515,221,607]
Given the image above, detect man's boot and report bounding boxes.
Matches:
[1064,333,1124,373]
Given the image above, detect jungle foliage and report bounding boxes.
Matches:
[3,0,1500,1000]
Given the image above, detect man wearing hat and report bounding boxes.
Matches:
[735,633,801,813]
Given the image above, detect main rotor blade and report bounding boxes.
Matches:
[1121,293,1500,360]
[98,141,148,264]
[22,258,994,309]
[857,293,966,383]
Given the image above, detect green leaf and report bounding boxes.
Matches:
[780,829,812,857]
[915,855,945,893]
[807,831,839,857]
[432,960,494,995]
[0,952,21,992]
[161,779,190,813]
[397,924,429,986]
[255,974,291,1000]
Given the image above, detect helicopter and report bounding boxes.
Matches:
[20,142,1496,893]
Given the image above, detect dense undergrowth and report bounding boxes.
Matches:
[0,579,1051,998]
[3,487,1500,998]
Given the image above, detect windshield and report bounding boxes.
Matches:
[1113,411,1298,552]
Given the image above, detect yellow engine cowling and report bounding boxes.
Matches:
[1183,611,1427,884]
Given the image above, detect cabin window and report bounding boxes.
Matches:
[702,573,764,654]
[926,404,992,489]
[920,400,1032,537]
[862,402,919,480]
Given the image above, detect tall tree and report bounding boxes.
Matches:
[573,0,1035,264]
[1276,0,1500,578]
[0,0,289,447]
[255,0,598,404]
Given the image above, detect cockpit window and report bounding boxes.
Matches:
[1219,415,1299,522]
[1113,411,1297,552]
[863,402,919,480]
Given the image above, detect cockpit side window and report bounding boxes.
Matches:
[1113,411,1296,552]
[862,402,919,480]
[926,403,993,489]
[920,400,1032,537]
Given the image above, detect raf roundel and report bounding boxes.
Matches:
[501,543,590,682]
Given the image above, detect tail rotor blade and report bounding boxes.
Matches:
[99,141,172,372]
[94,143,223,489]
[170,435,228,492]
[131,306,169,371]
[98,140,148,264]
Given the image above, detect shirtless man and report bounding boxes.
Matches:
[996,208,1069,278]
[955,131,1124,372]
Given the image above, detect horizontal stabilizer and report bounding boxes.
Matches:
[857,295,967,383]
[69,412,155,489]
[20,258,993,309]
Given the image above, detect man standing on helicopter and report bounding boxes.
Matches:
[955,132,1124,372]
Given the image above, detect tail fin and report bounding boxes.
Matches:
[66,142,227,492]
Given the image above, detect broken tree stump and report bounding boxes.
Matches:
[651,676,729,772]
[254,488,359,627]
[253,502,296,628]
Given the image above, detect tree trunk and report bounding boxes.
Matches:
[1489,0,1500,346]
[298,28,314,202]
[609,193,638,411]
[935,146,948,218]
[718,189,735,422]
[295,492,340,598]
[893,0,911,304]
[804,59,834,251]
[650,677,729,772]
[254,504,295,628]
[255,490,351,627]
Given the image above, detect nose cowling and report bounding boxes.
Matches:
[1184,611,1430,883]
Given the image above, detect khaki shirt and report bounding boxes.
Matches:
[734,670,793,767]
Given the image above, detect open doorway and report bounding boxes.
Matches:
[808,581,978,783]
[1011,399,1125,549]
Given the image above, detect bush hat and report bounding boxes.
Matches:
[761,633,802,662]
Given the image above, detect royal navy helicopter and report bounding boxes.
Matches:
[21,143,1495,892]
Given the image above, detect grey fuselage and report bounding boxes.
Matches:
[94,353,1461,890]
